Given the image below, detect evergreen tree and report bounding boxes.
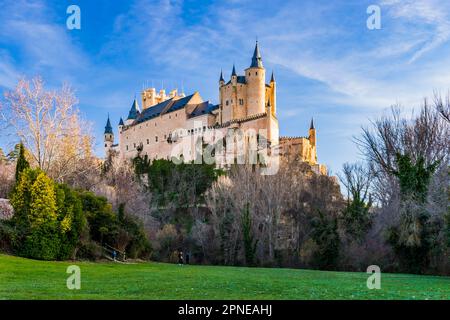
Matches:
[15,143,30,182]
[7,143,20,162]
[10,168,61,260]
[341,194,372,241]
[386,153,440,273]
[29,172,58,227]
[55,184,86,259]
[311,211,340,270]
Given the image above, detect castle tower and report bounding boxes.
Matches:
[219,69,224,86]
[126,99,140,125]
[231,64,237,86]
[118,117,124,132]
[104,115,114,155]
[308,118,317,164]
[142,87,156,109]
[245,41,266,116]
[219,70,225,124]
[269,71,277,116]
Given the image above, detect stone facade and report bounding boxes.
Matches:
[104,42,326,173]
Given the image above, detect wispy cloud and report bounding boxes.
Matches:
[381,0,450,63]
[0,50,21,89]
[0,0,89,85]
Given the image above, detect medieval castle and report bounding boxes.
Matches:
[104,42,326,174]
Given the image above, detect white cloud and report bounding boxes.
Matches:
[0,51,22,89]
[381,0,450,63]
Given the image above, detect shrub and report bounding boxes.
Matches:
[76,190,118,245]
[0,221,18,253]
[10,169,62,260]
[20,224,61,260]
[55,184,86,259]
[120,212,152,259]
[9,169,89,260]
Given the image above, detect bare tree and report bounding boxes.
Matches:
[205,158,343,267]
[434,92,450,122]
[338,162,372,203]
[0,162,14,198]
[356,103,449,203]
[0,77,96,183]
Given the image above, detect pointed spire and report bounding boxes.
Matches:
[271,70,275,82]
[310,118,315,130]
[104,114,113,134]
[219,69,224,82]
[231,64,237,77]
[118,117,124,126]
[127,99,140,120]
[250,41,263,68]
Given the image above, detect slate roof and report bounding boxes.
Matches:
[129,93,216,126]
[250,41,263,68]
[134,94,193,124]
[226,76,246,85]
[104,116,113,134]
[188,102,219,118]
[127,99,140,120]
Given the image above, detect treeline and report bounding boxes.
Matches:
[0,144,150,260]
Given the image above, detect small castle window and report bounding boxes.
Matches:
[169,115,171,119]
[147,139,149,145]
[126,145,128,151]
[256,72,258,75]
[226,100,229,106]
[133,143,136,148]
[104,144,107,147]
[155,136,158,142]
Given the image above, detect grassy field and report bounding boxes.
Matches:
[0,254,449,300]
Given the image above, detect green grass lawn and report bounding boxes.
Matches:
[0,254,449,300]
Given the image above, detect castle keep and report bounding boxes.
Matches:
[104,42,326,174]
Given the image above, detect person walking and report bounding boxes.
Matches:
[178,250,184,266]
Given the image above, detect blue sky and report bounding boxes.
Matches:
[1,0,450,174]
